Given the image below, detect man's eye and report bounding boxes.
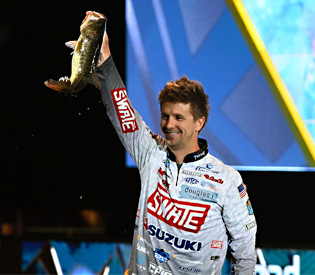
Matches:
[176,116,183,120]
[162,115,169,120]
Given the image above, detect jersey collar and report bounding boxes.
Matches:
[167,138,208,163]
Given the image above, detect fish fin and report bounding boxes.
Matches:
[65,41,77,50]
[88,72,101,89]
[44,77,75,93]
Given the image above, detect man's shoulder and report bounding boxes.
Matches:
[203,153,239,175]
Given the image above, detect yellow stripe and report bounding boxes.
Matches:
[226,0,315,166]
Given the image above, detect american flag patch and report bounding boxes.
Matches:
[237,183,247,199]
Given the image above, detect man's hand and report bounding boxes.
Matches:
[98,30,111,66]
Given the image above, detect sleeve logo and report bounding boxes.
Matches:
[111,88,139,133]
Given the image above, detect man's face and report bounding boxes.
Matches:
[160,101,204,152]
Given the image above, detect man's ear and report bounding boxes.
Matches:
[196,116,205,132]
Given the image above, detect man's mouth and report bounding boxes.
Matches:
[163,129,181,137]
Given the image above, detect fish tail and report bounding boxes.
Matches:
[44,77,75,93]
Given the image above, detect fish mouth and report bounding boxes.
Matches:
[83,11,107,23]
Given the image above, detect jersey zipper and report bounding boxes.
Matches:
[176,163,182,186]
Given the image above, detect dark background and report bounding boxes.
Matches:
[0,0,315,273]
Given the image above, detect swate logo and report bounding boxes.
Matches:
[111,88,139,133]
[147,183,210,233]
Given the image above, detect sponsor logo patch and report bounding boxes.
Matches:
[184,177,199,185]
[147,183,210,233]
[195,164,213,172]
[154,248,170,263]
[158,167,169,179]
[200,181,221,192]
[174,254,203,265]
[111,88,138,133]
[149,263,173,275]
[163,158,173,177]
[204,174,224,184]
[196,164,219,174]
[193,151,205,160]
[137,234,153,248]
[179,185,218,203]
[157,167,170,189]
[145,223,202,252]
[211,240,223,249]
[137,254,146,271]
[182,170,202,177]
[137,243,150,255]
[237,183,247,199]
[178,266,201,274]
[245,220,256,230]
[247,199,254,215]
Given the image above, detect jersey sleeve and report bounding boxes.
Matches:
[97,56,159,170]
[222,170,257,274]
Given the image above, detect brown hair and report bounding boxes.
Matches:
[158,75,210,131]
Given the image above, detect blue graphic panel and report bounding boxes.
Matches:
[22,241,131,274]
[126,0,314,170]
[22,242,315,274]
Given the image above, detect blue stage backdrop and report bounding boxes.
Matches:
[22,241,315,274]
[125,0,315,171]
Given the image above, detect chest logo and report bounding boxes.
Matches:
[147,183,210,233]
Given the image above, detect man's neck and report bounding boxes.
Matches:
[170,145,200,164]
[167,138,208,164]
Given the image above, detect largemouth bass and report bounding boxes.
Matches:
[44,11,107,93]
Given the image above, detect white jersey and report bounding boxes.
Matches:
[97,56,257,275]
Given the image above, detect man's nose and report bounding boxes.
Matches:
[165,116,175,128]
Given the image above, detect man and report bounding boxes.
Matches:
[97,29,257,274]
